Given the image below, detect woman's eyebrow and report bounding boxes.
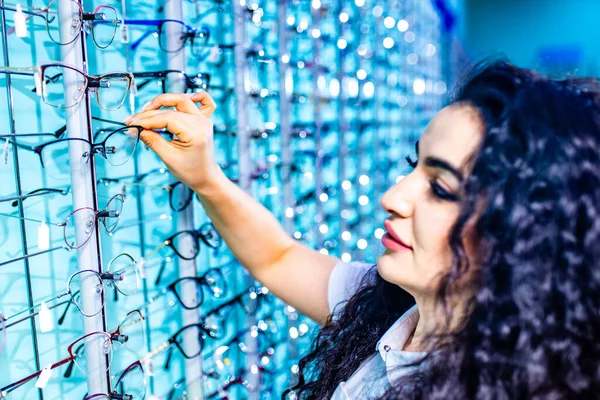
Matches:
[416,140,464,182]
[424,157,464,182]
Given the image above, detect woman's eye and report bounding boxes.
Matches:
[430,181,459,202]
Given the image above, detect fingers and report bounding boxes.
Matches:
[139,92,218,118]
[132,110,193,142]
[141,93,201,115]
[125,109,168,125]
[188,92,217,118]
[139,129,174,159]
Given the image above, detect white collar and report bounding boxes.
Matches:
[376,305,424,364]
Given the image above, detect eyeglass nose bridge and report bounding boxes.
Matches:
[111,333,129,344]
[97,210,120,219]
[100,272,125,281]
[83,12,105,22]
[88,80,111,89]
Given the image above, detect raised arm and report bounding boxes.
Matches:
[125,92,338,324]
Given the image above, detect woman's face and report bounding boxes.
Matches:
[377,104,483,299]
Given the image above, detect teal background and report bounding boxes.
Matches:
[0,0,449,398]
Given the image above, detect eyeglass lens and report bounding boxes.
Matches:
[72,332,113,376]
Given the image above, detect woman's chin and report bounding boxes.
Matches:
[377,255,407,284]
[376,254,424,297]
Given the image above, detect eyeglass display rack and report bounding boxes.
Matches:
[0,0,451,399]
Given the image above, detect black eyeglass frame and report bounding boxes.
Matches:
[165,222,222,260]
[133,70,211,93]
[166,268,228,310]
[2,126,142,173]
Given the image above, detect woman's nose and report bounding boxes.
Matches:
[381,177,414,218]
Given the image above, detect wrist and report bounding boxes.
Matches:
[191,165,228,198]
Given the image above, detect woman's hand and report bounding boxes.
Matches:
[124,92,221,192]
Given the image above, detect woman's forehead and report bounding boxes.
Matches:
[419,104,484,169]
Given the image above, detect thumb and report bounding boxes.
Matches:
[139,129,173,158]
[188,91,217,118]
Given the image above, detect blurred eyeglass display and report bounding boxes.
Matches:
[0,0,448,398]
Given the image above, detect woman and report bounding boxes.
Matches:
[126,60,600,399]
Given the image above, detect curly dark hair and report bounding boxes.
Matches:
[284,59,600,399]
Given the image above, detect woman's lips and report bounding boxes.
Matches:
[382,220,413,251]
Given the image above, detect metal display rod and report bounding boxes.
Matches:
[164,1,204,399]
[58,0,111,395]
[119,0,156,393]
[311,4,325,250]
[336,1,349,257]
[231,1,259,398]
[0,5,44,399]
[276,0,300,378]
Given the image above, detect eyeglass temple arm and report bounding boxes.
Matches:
[155,260,168,285]
[5,290,67,321]
[0,4,39,16]
[163,346,174,370]
[63,343,84,378]
[164,376,186,400]
[0,246,69,268]
[2,299,70,331]
[91,116,168,135]
[2,356,72,393]
[134,78,153,91]
[58,298,74,325]
[10,187,69,207]
[140,340,171,366]
[129,32,154,51]
[92,116,127,127]
[0,136,37,153]
[30,73,63,93]
[123,19,163,27]
[132,71,165,78]
[0,66,37,76]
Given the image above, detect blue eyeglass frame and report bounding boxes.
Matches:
[125,18,210,55]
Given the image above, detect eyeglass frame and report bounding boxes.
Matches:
[62,193,124,249]
[141,322,216,373]
[0,0,121,49]
[97,168,194,213]
[4,126,142,173]
[0,193,124,249]
[64,311,146,379]
[4,259,140,330]
[162,322,217,370]
[154,245,235,288]
[198,286,273,339]
[125,19,210,56]
[83,360,147,400]
[165,222,222,260]
[0,314,5,357]
[166,268,228,310]
[133,70,211,93]
[58,256,141,325]
[0,62,134,110]
[3,187,72,207]
[0,331,118,394]
[141,267,227,314]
